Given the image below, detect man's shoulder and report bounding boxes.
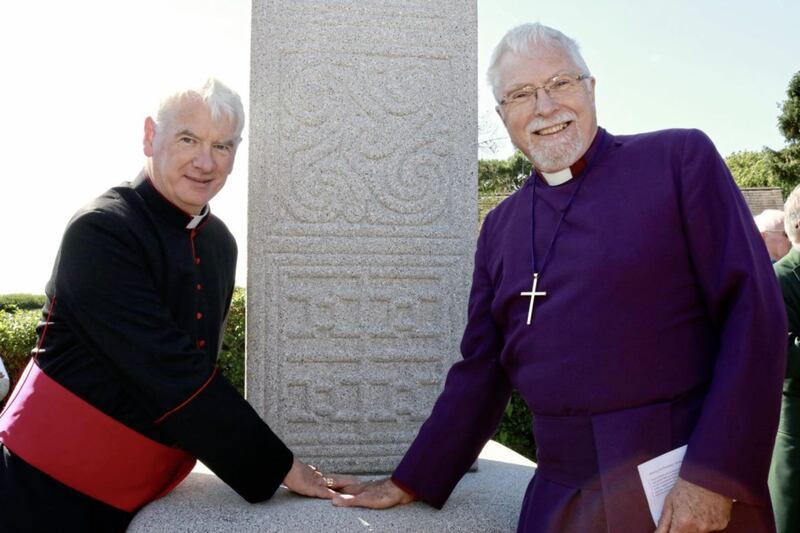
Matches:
[62,182,148,243]
[775,249,800,280]
[69,182,139,221]
[613,128,712,152]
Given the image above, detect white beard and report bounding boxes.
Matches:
[525,113,584,173]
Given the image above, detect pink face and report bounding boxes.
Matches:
[143,98,239,215]
[496,48,598,173]
[763,229,791,261]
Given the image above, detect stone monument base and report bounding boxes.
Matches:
[129,441,535,532]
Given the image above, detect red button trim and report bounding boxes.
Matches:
[196,283,203,291]
[196,312,203,320]
[196,339,206,349]
[195,258,201,265]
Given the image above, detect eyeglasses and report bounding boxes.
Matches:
[499,73,591,110]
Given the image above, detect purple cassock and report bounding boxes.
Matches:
[392,128,788,532]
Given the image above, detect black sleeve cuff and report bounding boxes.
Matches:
[158,372,293,503]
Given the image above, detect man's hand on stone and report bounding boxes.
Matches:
[331,478,414,509]
[654,476,732,533]
[282,459,360,499]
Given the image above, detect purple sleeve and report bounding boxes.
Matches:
[392,222,512,509]
[675,129,787,504]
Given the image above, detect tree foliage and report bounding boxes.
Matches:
[777,71,800,144]
[478,150,532,194]
[766,71,800,195]
[725,150,780,190]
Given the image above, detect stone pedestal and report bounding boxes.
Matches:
[129,441,534,533]
[247,0,478,473]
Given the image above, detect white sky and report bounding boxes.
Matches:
[0,0,797,294]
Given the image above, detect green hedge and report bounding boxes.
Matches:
[0,293,47,312]
[0,287,536,462]
[218,287,246,396]
[0,308,41,400]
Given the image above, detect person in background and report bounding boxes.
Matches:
[0,356,8,402]
[755,209,792,263]
[0,79,352,532]
[769,186,800,533]
[332,22,787,533]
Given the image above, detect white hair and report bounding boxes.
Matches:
[754,209,785,233]
[487,23,591,102]
[155,78,245,140]
[785,188,800,244]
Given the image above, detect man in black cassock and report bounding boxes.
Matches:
[0,79,351,532]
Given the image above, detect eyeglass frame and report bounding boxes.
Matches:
[498,73,593,109]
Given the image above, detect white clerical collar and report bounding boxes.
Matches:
[185,205,210,229]
[540,168,573,186]
[537,155,589,186]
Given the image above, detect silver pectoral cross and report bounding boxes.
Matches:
[520,273,547,325]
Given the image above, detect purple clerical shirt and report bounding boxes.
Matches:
[393,128,787,532]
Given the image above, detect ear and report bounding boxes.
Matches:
[495,104,508,128]
[143,117,157,157]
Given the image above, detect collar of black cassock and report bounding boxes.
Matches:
[133,171,210,230]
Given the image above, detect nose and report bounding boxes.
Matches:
[532,88,558,115]
[193,146,216,173]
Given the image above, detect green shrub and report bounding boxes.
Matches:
[494,391,536,461]
[0,293,46,312]
[0,308,40,388]
[218,287,246,396]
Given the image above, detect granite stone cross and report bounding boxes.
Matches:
[247,0,477,474]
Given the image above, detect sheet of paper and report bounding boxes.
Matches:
[637,444,687,525]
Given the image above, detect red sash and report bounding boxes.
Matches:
[0,359,196,512]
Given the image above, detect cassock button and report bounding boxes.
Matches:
[195,257,201,265]
[196,283,203,291]
[196,339,206,349]
[196,312,203,320]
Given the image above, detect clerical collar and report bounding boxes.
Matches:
[536,157,587,185]
[185,206,209,229]
[534,128,605,186]
[132,171,211,231]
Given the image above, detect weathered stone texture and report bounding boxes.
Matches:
[247,0,477,473]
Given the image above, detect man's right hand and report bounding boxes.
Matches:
[331,477,415,509]
[282,459,359,499]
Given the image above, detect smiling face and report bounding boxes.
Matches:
[143,97,239,215]
[496,48,598,173]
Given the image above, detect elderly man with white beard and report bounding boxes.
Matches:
[331,23,787,533]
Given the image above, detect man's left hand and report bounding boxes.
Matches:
[654,476,732,533]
